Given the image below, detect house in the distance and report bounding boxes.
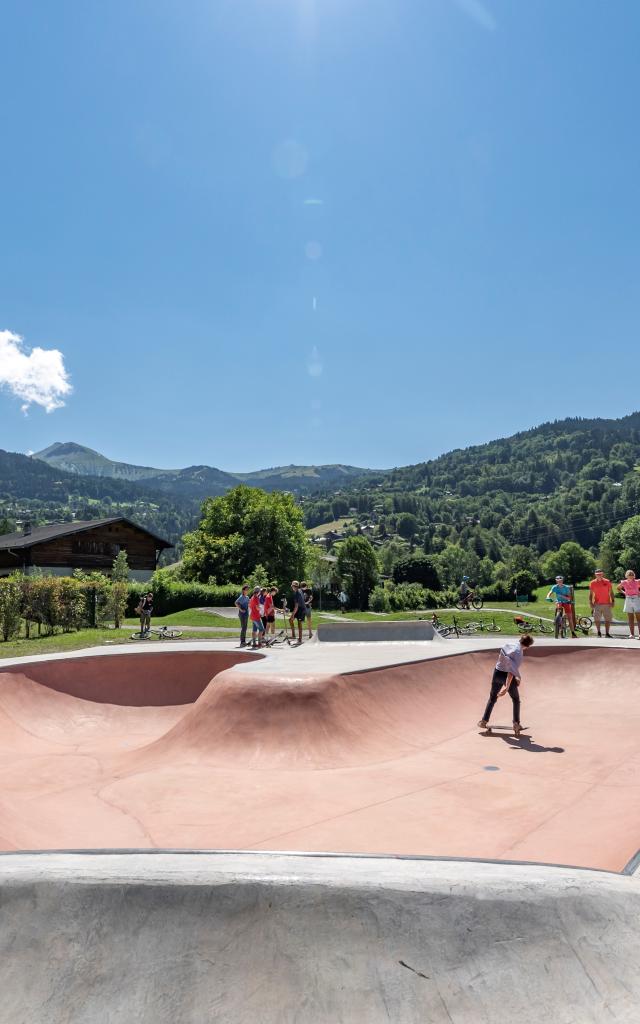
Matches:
[0,517,173,581]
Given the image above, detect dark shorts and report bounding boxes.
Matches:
[293,608,306,622]
[266,613,275,623]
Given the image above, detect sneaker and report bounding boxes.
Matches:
[605,634,612,638]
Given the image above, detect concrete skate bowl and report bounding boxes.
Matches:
[0,645,639,870]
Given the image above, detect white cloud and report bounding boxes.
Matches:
[451,0,496,31]
[0,330,72,414]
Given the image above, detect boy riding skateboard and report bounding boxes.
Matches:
[478,634,534,737]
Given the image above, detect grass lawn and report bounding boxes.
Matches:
[307,517,353,537]
[0,627,236,660]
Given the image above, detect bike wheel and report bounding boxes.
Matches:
[537,621,550,633]
[163,628,183,639]
[455,601,466,611]
[577,616,592,631]
[486,621,501,632]
[471,597,484,610]
[130,632,150,641]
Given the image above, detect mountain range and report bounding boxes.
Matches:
[34,443,372,499]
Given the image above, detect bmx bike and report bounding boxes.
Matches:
[456,594,484,611]
[130,625,183,641]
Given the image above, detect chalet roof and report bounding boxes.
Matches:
[0,517,173,551]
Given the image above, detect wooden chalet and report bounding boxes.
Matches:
[0,517,173,581]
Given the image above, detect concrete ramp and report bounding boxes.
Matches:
[1,851,638,1024]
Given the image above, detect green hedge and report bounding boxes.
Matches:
[127,575,240,616]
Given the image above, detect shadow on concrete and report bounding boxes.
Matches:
[483,734,565,754]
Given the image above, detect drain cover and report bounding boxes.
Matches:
[483,765,500,771]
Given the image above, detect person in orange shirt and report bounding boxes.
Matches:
[589,569,615,638]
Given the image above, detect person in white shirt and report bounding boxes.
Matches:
[478,634,534,737]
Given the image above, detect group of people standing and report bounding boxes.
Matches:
[546,568,640,639]
[235,581,314,648]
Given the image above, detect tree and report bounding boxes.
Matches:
[540,542,595,585]
[507,545,540,581]
[306,547,334,610]
[106,550,130,629]
[509,570,538,599]
[396,513,419,542]
[336,536,379,610]
[436,545,480,589]
[378,538,406,576]
[0,517,15,537]
[617,515,640,575]
[112,549,130,583]
[393,554,441,590]
[182,485,308,587]
[599,526,623,579]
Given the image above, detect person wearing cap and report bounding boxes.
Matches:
[546,576,577,637]
[248,586,266,648]
[458,575,474,610]
[478,633,534,737]
[617,570,640,639]
[589,570,615,638]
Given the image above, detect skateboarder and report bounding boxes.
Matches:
[478,634,534,737]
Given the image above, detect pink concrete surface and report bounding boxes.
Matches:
[0,647,638,870]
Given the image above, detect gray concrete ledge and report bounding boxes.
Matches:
[317,619,438,642]
[1,851,638,1023]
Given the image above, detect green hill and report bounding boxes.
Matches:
[303,413,640,556]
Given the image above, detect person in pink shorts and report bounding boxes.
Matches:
[617,570,640,638]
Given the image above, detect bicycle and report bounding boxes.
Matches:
[456,593,484,611]
[513,616,551,635]
[130,626,183,641]
[430,614,456,638]
[452,615,478,636]
[468,617,501,633]
[553,606,592,638]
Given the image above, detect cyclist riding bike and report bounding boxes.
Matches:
[458,576,475,610]
[546,575,577,638]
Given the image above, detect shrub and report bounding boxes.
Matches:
[0,575,22,641]
[58,577,87,631]
[105,581,129,629]
[369,586,391,613]
[388,582,427,611]
[127,572,241,616]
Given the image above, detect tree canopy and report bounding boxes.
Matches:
[336,536,379,610]
[182,485,308,586]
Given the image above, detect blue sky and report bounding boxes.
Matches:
[1,0,639,472]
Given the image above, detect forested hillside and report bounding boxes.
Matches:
[303,413,640,563]
[6,413,640,583]
[0,450,198,559]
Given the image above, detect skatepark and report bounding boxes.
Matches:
[1,632,640,1022]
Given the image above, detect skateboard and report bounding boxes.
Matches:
[481,724,528,736]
